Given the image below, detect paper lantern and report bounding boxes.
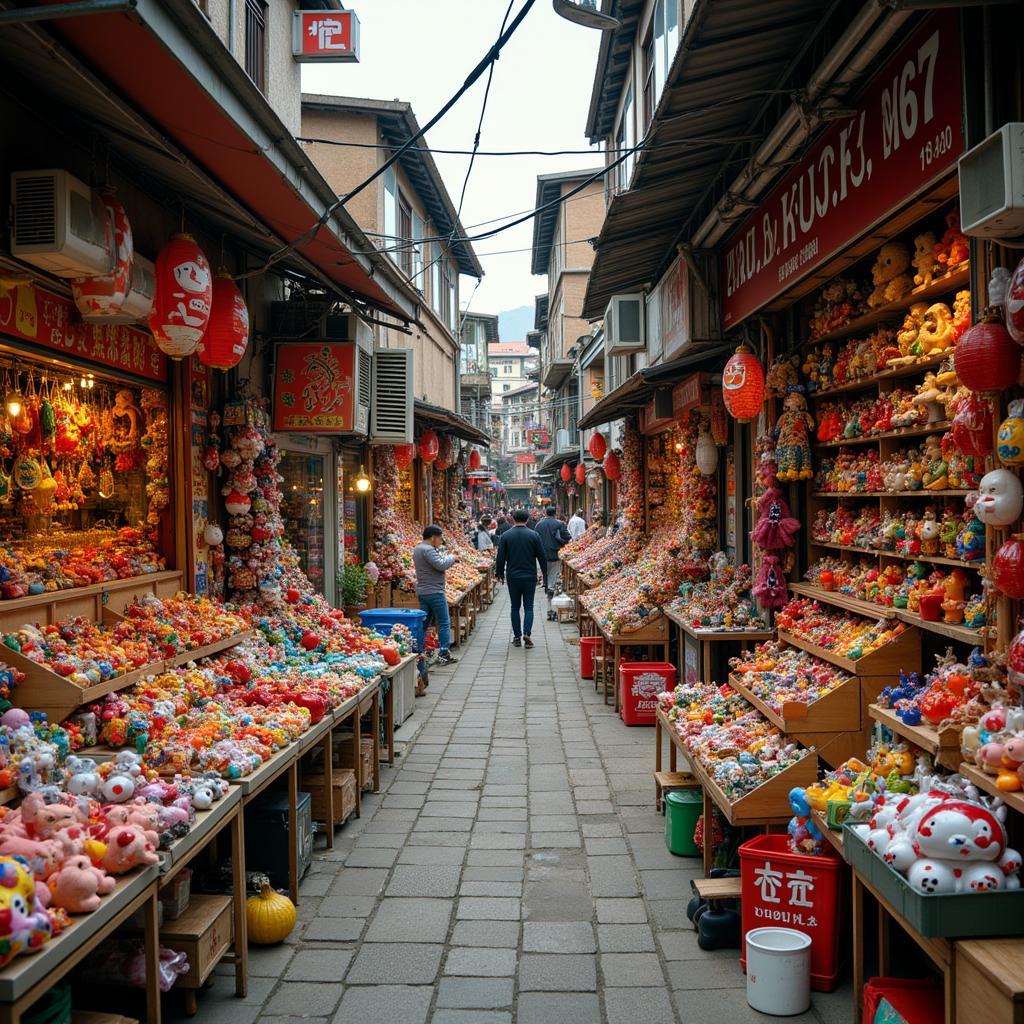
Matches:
[710,392,729,446]
[722,344,764,422]
[393,443,415,470]
[1006,255,1024,344]
[149,233,212,360]
[954,310,1021,393]
[435,434,454,469]
[949,393,993,458]
[468,448,481,470]
[575,463,586,485]
[994,534,1024,598]
[224,490,251,515]
[588,433,607,461]
[72,192,132,317]
[695,428,718,475]
[603,451,621,480]
[418,430,439,464]
[198,273,249,370]
[560,463,572,482]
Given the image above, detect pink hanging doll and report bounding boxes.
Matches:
[752,461,800,551]
[754,554,789,609]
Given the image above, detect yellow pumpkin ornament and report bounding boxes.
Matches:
[246,875,296,945]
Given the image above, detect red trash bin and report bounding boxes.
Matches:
[618,662,676,726]
[579,636,602,679]
[739,834,845,991]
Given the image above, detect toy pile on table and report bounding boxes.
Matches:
[657,681,811,800]
[560,522,605,560]
[775,597,908,660]
[729,641,851,715]
[667,558,765,631]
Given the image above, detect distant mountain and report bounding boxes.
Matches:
[498,305,533,342]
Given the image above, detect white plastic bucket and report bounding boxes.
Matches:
[745,927,812,1016]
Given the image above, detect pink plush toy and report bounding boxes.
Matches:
[101,826,159,875]
[754,554,789,609]
[47,855,116,913]
[99,807,158,851]
[0,834,63,881]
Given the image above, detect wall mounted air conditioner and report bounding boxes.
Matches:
[604,293,645,355]
[81,252,155,324]
[324,311,374,353]
[960,122,1024,238]
[370,347,414,443]
[11,170,113,277]
[555,427,570,452]
[352,342,372,435]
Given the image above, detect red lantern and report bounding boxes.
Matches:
[710,391,729,446]
[993,534,1024,598]
[603,451,621,480]
[1006,255,1024,344]
[722,344,765,422]
[435,434,453,470]
[575,463,586,485]
[954,310,1021,393]
[198,273,249,370]
[468,448,481,470]
[418,430,439,464]
[588,433,607,461]
[149,233,212,360]
[948,393,994,457]
[393,443,415,470]
[560,463,572,482]
[72,191,132,318]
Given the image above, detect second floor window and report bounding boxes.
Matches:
[244,0,266,93]
[398,193,413,277]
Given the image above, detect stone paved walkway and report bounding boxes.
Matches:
[184,586,853,1024]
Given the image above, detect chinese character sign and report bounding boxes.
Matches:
[292,10,360,62]
[273,343,357,432]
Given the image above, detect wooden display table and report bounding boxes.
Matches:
[379,653,417,764]
[579,608,670,711]
[955,938,1024,1024]
[664,609,772,685]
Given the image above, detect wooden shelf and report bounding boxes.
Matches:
[892,609,983,645]
[776,623,918,678]
[957,762,1024,816]
[728,671,859,735]
[663,608,772,640]
[812,490,971,499]
[814,421,951,448]
[810,540,981,570]
[804,264,969,349]
[158,786,242,872]
[868,703,961,769]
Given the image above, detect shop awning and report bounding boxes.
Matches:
[3,0,414,320]
[413,400,491,448]
[539,450,575,475]
[577,344,729,430]
[581,0,833,319]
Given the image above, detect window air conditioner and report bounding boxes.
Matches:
[370,348,414,443]
[555,427,570,452]
[324,311,374,353]
[959,122,1024,238]
[604,293,645,355]
[11,170,114,277]
[353,343,372,435]
[80,252,155,324]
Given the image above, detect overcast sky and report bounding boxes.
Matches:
[302,1,603,320]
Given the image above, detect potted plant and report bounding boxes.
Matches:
[340,562,370,619]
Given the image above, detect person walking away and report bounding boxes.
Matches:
[567,508,587,541]
[535,506,571,620]
[475,517,495,553]
[494,509,547,648]
[495,514,512,537]
[413,525,458,666]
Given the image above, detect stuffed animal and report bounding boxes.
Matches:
[892,303,929,364]
[100,826,159,875]
[935,208,969,270]
[913,231,938,288]
[47,855,115,914]
[868,242,913,309]
[916,303,955,355]
[0,857,53,966]
[766,355,800,396]
[775,393,815,482]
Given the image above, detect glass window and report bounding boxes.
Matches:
[279,452,326,595]
[642,33,656,134]
[411,212,424,288]
[503,383,511,391]
[244,0,266,93]
[383,167,397,255]
[431,241,442,314]
[398,192,413,277]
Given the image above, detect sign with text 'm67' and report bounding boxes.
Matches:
[292,10,360,62]
[721,10,962,328]
[273,342,356,432]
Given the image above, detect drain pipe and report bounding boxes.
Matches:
[694,3,910,250]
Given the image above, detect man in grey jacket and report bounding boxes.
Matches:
[414,525,458,666]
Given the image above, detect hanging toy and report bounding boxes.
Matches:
[753,554,789,609]
[775,392,815,482]
[752,477,801,551]
[33,459,56,512]
[98,463,115,499]
[13,454,41,491]
[998,399,1024,466]
[77,460,95,493]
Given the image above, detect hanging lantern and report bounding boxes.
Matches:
[954,309,1021,393]
[393,443,415,470]
[588,432,607,461]
[468,448,481,470]
[435,434,454,469]
[198,273,250,370]
[710,391,729,446]
[560,463,572,482]
[418,430,439,464]
[149,233,212,360]
[695,427,718,476]
[586,467,603,488]
[72,191,133,318]
[721,344,765,422]
[993,534,1024,598]
[1006,255,1024,344]
[949,393,994,458]
[575,463,586,485]
[603,450,621,480]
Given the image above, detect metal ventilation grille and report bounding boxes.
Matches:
[370,348,413,443]
[13,174,57,246]
[356,348,372,409]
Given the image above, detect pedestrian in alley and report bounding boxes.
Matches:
[494,513,511,537]
[535,505,571,620]
[474,516,495,553]
[413,525,458,666]
[494,508,547,648]
[568,507,587,540]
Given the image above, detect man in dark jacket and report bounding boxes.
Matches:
[494,509,547,648]
[494,514,512,537]
[535,506,572,620]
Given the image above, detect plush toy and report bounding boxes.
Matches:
[47,855,115,914]
[0,857,53,966]
[787,787,827,856]
[766,355,801,396]
[913,231,939,288]
[868,242,913,309]
[751,462,800,551]
[100,825,159,875]
[935,208,969,270]
[753,554,788,609]
[775,393,815,482]
[916,303,956,355]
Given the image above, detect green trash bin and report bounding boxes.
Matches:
[665,789,702,857]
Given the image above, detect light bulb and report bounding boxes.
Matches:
[63,382,72,392]
[354,465,371,493]
[5,393,22,418]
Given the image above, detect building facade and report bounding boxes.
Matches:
[460,312,497,441]
[488,341,537,407]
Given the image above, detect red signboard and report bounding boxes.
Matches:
[721,11,962,328]
[515,453,536,465]
[0,282,166,382]
[292,10,360,62]
[672,373,705,417]
[273,343,356,432]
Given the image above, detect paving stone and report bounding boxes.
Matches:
[343,942,444,985]
[522,921,597,953]
[326,868,388,896]
[516,993,601,1024]
[450,921,520,947]
[282,947,353,982]
[442,947,517,976]
[396,845,466,865]
[343,847,399,868]
[300,918,365,942]
[458,880,522,897]
[263,982,344,1017]
[587,855,640,896]
[435,977,515,1009]
[317,895,376,918]
[585,837,630,855]
[364,898,452,942]
[605,986,678,1024]
[331,984,433,1024]
[455,896,521,921]
[601,951,666,986]
[518,953,598,991]
[666,955,747,990]
[597,923,657,952]
[384,864,462,897]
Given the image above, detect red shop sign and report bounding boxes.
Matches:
[672,373,705,417]
[0,281,166,382]
[721,11,962,328]
[515,453,536,465]
[292,10,360,62]
[273,342,356,432]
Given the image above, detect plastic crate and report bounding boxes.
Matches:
[619,662,676,726]
[358,608,427,650]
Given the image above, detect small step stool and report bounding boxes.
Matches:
[693,876,743,904]
[556,606,576,624]
[654,770,700,813]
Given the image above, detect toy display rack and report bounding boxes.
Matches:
[664,609,773,687]
[579,606,670,711]
[867,702,962,770]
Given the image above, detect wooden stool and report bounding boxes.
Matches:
[654,770,700,813]
[557,607,576,624]
[592,653,606,693]
[693,876,742,904]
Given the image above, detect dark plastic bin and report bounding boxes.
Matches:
[357,608,428,651]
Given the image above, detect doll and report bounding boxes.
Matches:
[753,554,788,609]
[775,393,815,482]
[752,463,800,552]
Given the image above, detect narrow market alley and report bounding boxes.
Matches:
[186,590,851,1024]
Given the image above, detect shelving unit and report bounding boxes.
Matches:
[868,703,961,770]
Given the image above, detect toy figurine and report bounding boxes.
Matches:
[913,231,938,288]
[868,241,914,309]
[922,435,948,490]
[787,788,827,856]
[942,570,968,625]
[775,393,815,482]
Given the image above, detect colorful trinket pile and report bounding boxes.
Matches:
[667,558,764,631]
[729,642,850,715]
[775,598,907,660]
[879,648,992,729]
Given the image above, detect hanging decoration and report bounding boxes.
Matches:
[954,308,1020,393]
[586,467,603,489]
[417,430,439,464]
[560,463,572,483]
[588,432,607,461]
[575,463,586,485]
[468,449,481,470]
[72,191,133,318]
[974,469,1024,527]
[722,344,765,422]
[993,534,1024,598]
[710,391,729,446]
[603,450,621,480]
[695,425,718,476]
[393,443,415,471]
[198,273,250,371]
[949,392,994,458]
[149,233,212,360]
[435,434,454,470]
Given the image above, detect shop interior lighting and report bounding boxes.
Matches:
[354,466,372,493]
[552,0,620,30]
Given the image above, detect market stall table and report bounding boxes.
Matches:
[664,609,772,685]
[580,609,670,711]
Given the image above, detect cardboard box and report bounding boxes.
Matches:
[334,735,374,790]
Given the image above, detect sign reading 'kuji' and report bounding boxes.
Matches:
[292,9,360,63]
[273,343,356,432]
[721,10,962,328]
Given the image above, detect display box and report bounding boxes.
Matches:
[304,768,357,827]
[160,893,233,990]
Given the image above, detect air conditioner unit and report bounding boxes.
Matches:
[960,122,1024,238]
[370,348,414,443]
[555,427,570,452]
[11,170,113,277]
[80,252,155,324]
[324,311,374,353]
[604,293,645,355]
[352,342,372,435]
